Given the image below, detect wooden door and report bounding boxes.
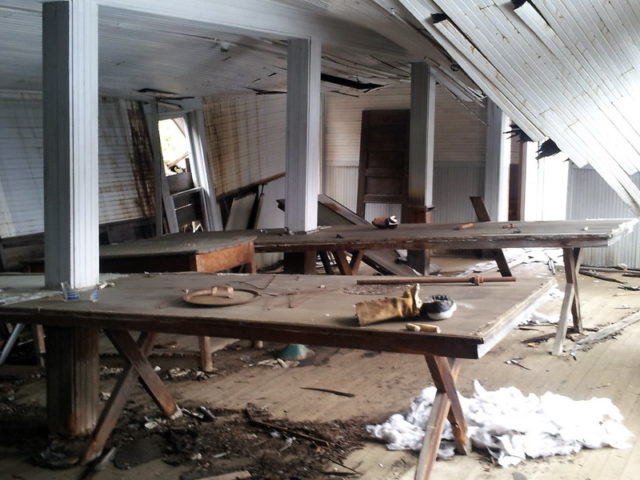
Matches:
[357,110,410,217]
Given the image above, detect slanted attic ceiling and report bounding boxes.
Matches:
[395,0,640,214]
[1,0,640,214]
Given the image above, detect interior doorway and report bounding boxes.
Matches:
[158,116,208,232]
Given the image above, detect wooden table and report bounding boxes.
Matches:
[99,232,257,371]
[99,231,256,274]
[0,272,554,479]
[253,218,638,350]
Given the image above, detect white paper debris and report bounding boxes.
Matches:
[367,381,633,467]
[461,248,563,277]
[516,287,564,325]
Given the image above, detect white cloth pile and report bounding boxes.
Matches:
[367,381,633,466]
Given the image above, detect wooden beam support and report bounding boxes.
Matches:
[405,62,435,274]
[416,356,469,480]
[483,99,510,222]
[470,196,512,277]
[82,331,157,463]
[45,326,99,436]
[285,38,321,232]
[566,248,583,332]
[283,251,317,274]
[105,329,180,418]
[333,250,353,275]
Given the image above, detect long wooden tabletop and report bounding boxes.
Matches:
[0,273,554,359]
[253,219,638,252]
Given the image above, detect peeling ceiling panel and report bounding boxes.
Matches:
[0,1,483,101]
[399,0,640,214]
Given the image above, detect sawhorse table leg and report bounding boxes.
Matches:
[82,330,181,464]
[552,248,582,354]
[415,356,470,480]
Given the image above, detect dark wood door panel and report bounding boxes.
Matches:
[357,109,410,216]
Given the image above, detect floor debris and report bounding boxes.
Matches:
[300,387,355,398]
[571,311,640,352]
[367,380,632,467]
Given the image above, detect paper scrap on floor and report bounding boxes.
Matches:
[515,286,564,325]
[367,381,633,467]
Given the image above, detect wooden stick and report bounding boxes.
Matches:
[356,275,516,286]
[579,269,626,284]
[406,323,441,333]
[455,222,475,230]
[244,409,329,446]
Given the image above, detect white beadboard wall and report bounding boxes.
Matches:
[202,93,287,268]
[0,92,154,238]
[203,94,286,195]
[567,165,640,268]
[324,83,486,221]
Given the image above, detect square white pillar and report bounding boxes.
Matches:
[285,38,321,232]
[43,0,99,289]
[483,99,510,221]
[407,62,436,216]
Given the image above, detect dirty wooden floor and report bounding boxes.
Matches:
[2,255,640,479]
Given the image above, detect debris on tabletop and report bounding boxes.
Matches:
[355,284,422,326]
[355,284,457,326]
[372,215,399,229]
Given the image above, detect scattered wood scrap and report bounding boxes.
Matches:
[571,311,640,352]
[195,471,252,480]
[520,332,556,344]
[579,269,626,284]
[244,408,330,446]
[300,387,355,398]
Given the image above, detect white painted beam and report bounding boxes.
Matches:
[184,99,223,231]
[43,0,99,289]
[483,99,509,222]
[98,0,405,58]
[285,38,320,232]
[408,62,435,211]
[146,100,179,235]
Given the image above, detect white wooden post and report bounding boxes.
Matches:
[42,0,100,436]
[484,99,510,221]
[185,101,224,231]
[405,62,436,274]
[146,100,179,235]
[43,0,99,290]
[285,38,321,232]
[408,62,436,214]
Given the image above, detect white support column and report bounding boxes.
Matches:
[43,0,99,289]
[407,62,436,218]
[484,99,510,221]
[185,101,223,231]
[285,38,321,232]
[405,62,436,275]
[42,0,101,437]
[146,101,179,235]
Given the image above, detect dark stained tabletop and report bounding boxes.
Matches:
[253,219,638,252]
[0,273,555,359]
[100,231,256,259]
